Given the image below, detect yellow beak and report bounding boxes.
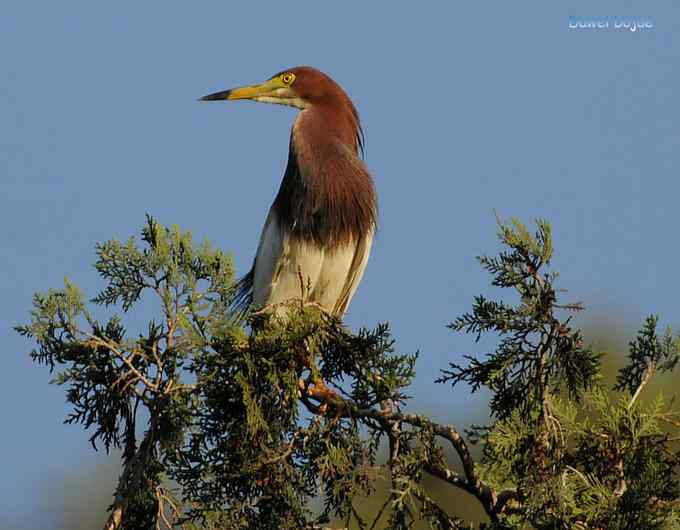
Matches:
[200,78,279,102]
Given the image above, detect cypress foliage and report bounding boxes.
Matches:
[16,216,680,529]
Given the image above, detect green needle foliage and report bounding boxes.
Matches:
[441,218,600,420]
[16,216,680,530]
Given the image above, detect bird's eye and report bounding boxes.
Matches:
[280,73,295,85]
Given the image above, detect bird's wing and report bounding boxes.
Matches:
[251,209,326,311]
[332,228,374,315]
[250,208,283,307]
[230,208,281,321]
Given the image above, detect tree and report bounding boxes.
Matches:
[16,216,680,529]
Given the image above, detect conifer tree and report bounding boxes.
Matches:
[17,216,680,529]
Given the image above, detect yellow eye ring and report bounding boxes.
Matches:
[281,73,295,85]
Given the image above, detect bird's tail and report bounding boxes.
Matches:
[229,269,254,325]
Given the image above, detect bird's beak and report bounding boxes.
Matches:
[199,78,279,102]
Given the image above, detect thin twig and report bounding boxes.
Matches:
[628,366,656,410]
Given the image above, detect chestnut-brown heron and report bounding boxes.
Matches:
[201,66,377,320]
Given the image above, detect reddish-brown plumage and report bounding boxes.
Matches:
[271,66,377,247]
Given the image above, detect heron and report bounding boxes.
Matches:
[201,66,377,321]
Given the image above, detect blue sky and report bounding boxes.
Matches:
[2,1,679,527]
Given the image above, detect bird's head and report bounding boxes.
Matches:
[201,66,364,153]
[200,66,350,110]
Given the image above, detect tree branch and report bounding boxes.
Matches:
[628,365,655,410]
[298,385,519,518]
[102,427,157,530]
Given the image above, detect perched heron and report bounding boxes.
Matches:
[201,66,377,320]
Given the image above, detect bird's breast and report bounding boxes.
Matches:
[275,113,376,249]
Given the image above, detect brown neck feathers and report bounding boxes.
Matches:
[272,105,377,247]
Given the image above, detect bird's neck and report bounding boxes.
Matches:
[293,105,359,156]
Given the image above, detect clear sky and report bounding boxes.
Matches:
[2,1,679,528]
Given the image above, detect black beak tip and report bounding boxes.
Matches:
[199,89,231,102]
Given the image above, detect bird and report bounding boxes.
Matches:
[201,67,377,321]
